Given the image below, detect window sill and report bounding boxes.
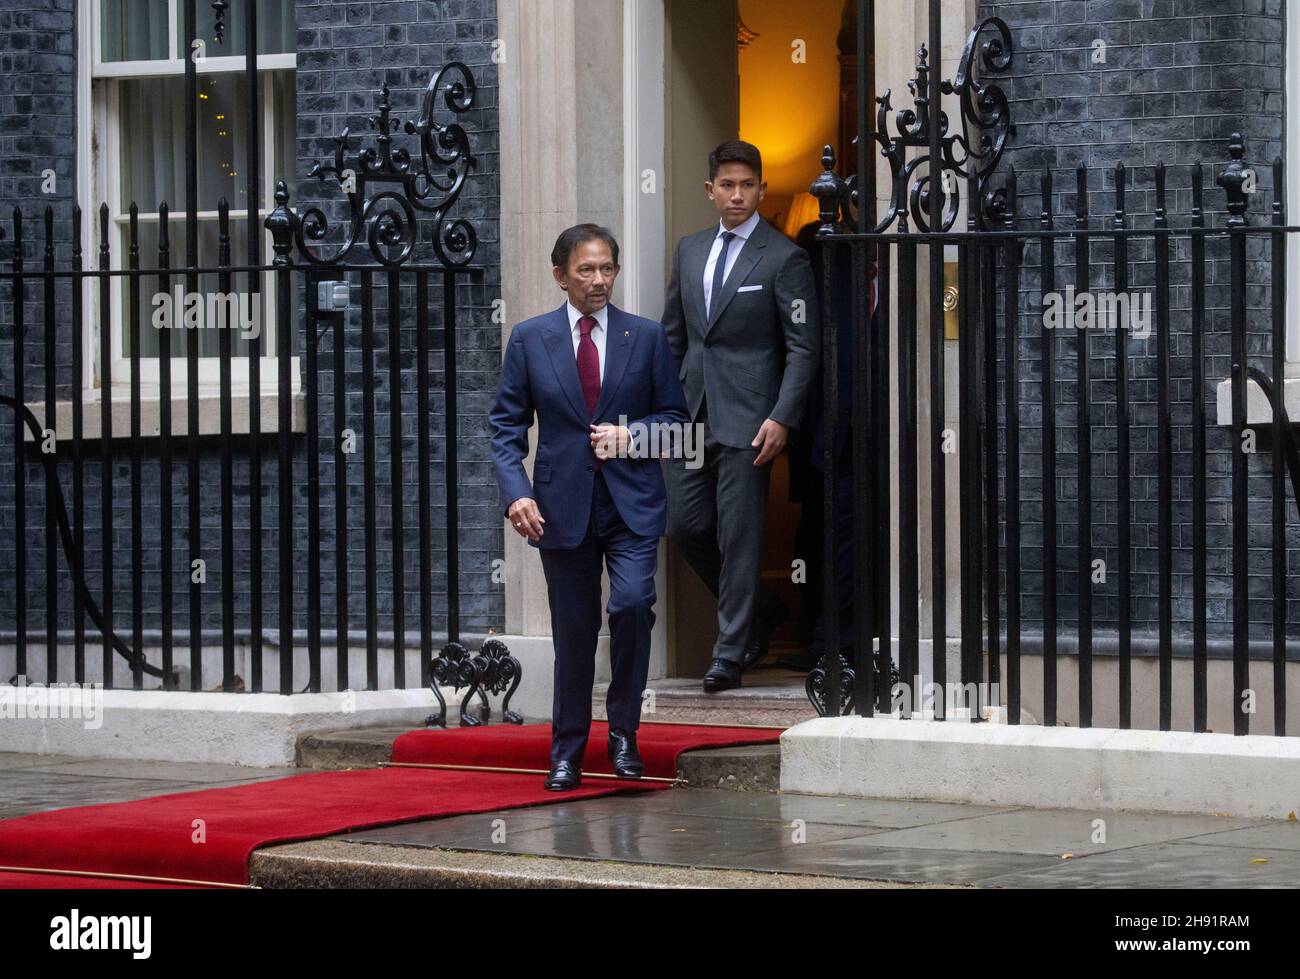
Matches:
[1214,376,1300,426]
[23,392,306,442]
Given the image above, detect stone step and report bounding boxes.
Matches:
[297,722,783,792]
[593,666,819,729]
[249,839,900,889]
[296,725,416,771]
[677,744,780,793]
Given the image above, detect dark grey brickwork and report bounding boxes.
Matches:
[0,0,504,682]
[0,0,84,653]
[292,0,503,644]
[978,0,1293,649]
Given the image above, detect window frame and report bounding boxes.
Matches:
[81,0,299,398]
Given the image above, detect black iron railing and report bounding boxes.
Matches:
[809,0,1297,737]
[0,2,518,727]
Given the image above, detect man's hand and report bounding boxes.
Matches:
[506,497,545,541]
[590,423,633,461]
[751,418,789,466]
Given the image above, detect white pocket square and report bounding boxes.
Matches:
[737,284,764,293]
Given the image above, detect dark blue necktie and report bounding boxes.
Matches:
[709,230,737,318]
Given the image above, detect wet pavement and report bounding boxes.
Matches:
[337,786,1300,887]
[2,751,1298,886]
[0,752,298,821]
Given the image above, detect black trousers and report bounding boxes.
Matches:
[538,471,658,765]
[664,398,773,664]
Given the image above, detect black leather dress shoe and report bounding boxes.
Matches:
[544,759,582,791]
[702,657,742,693]
[739,595,789,672]
[607,728,644,779]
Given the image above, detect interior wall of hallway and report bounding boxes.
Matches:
[663,0,739,676]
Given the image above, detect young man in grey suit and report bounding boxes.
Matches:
[661,140,820,692]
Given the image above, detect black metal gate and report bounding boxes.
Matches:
[808,0,1298,737]
[1,2,518,726]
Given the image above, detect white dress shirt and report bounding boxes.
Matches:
[566,301,607,383]
[702,209,762,316]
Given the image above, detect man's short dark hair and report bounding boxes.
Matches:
[708,140,763,182]
[551,224,620,270]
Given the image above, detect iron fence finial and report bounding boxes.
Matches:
[265,181,298,267]
[811,144,847,235]
[1218,133,1251,228]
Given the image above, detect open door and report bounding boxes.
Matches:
[663,0,866,678]
[664,0,740,677]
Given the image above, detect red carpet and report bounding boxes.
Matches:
[392,719,777,777]
[0,721,780,889]
[0,871,207,889]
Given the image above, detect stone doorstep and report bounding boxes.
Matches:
[592,671,820,730]
[295,723,785,792]
[248,839,932,889]
[296,725,417,770]
[298,670,807,787]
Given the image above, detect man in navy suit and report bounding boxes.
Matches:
[490,224,690,790]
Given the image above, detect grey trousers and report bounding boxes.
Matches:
[664,399,772,664]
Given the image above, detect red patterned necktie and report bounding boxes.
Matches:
[577,315,601,415]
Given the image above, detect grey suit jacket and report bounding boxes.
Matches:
[661,217,820,450]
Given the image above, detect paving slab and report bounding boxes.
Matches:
[603,788,1019,828]
[1174,821,1300,852]
[251,839,936,888]
[728,838,1071,885]
[840,807,1266,857]
[348,808,877,864]
[978,840,1300,888]
[11,758,299,783]
[0,770,214,820]
[335,787,1298,888]
[0,752,83,770]
[0,757,301,820]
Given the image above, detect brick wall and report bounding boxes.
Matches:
[976,0,1291,648]
[0,0,504,684]
[293,0,503,646]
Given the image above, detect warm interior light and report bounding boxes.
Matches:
[782,191,822,239]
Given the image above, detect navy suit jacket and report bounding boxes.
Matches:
[490,303,690,550]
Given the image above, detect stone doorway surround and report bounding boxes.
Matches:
[492,0,978,724]
[494,0,670,720]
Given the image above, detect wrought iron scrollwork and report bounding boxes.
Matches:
[803,17,1013,718]
[426,642,480,728]
[806,651,902,718]
[807,653,855,717]
[812,17,1014,234]
[425,637,525,729]
[265,65,479,268]
[476,638,525,725]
